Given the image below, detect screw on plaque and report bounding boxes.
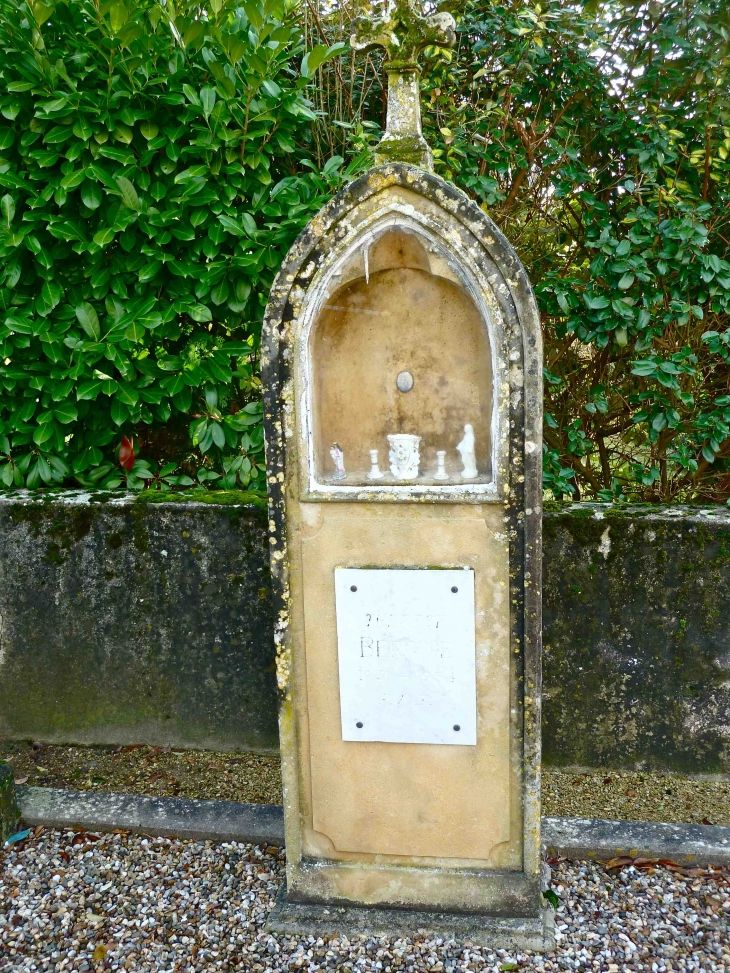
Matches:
[356,722,363,728]
[453,725,460,731]
[350,585,357,592]
[451,586,458,593]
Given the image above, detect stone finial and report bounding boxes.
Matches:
[351,0,456,171]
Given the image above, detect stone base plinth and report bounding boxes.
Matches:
[267,885,555,952]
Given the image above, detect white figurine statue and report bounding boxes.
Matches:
[433,450,449,481]
[330,443,346,480]
[387,433,421,480]
[366,449,384,480]
[456,424,478,479]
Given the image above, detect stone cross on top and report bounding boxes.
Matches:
[351,0,456,171]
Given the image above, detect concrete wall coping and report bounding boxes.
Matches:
[2,490,729,515]
[0,489,265,508]
[545,501,730,524]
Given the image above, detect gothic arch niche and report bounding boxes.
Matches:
[307,224,496,489]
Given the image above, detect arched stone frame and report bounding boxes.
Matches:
[295,207,508,500]
[262,163,544,918]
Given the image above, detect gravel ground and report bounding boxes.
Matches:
[2,828,729,972]
[0,743,282,806]
[542,769,730,827]
[3,742,730,826]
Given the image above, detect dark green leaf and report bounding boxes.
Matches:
[117,176,141,211]
[75,302,101,341]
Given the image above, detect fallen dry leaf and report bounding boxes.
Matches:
[71,831,101,845]
[604,855,683,872]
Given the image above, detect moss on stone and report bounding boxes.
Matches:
[128,504,149,553]
[0,762,20,843]
[1,487,268,508]
[375,136,431,168]
[43,542,66,566]
[135,489,267,508]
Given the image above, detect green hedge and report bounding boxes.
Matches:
[423,0,730,502]
[0,0,349,490]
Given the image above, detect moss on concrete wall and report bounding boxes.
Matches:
[0,491,277,751]
[543,503,730,773]
[0,761,19,842]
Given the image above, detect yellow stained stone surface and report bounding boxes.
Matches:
[285,502,520,870]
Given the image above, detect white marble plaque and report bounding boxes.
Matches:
[334,568,476,745]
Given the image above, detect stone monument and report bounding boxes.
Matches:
[262,0,549,948]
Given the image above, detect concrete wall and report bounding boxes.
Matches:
[1,493,729,772]
[0,492,277,752]
[543,503,730,774]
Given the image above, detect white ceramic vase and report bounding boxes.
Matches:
[387,433,421,480]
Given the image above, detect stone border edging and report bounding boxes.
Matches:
[542,815,730,866]
[16,786,285,845]
[16,787,730,866]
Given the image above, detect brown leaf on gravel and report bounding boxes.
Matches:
[604,855,684,872]
[71,832,101,845]
[14,776,28,784]
[611,857,726,878]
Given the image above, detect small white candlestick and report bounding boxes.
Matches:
[433,450,448,480]
[456,424,478,479]
[366,449,384,480]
